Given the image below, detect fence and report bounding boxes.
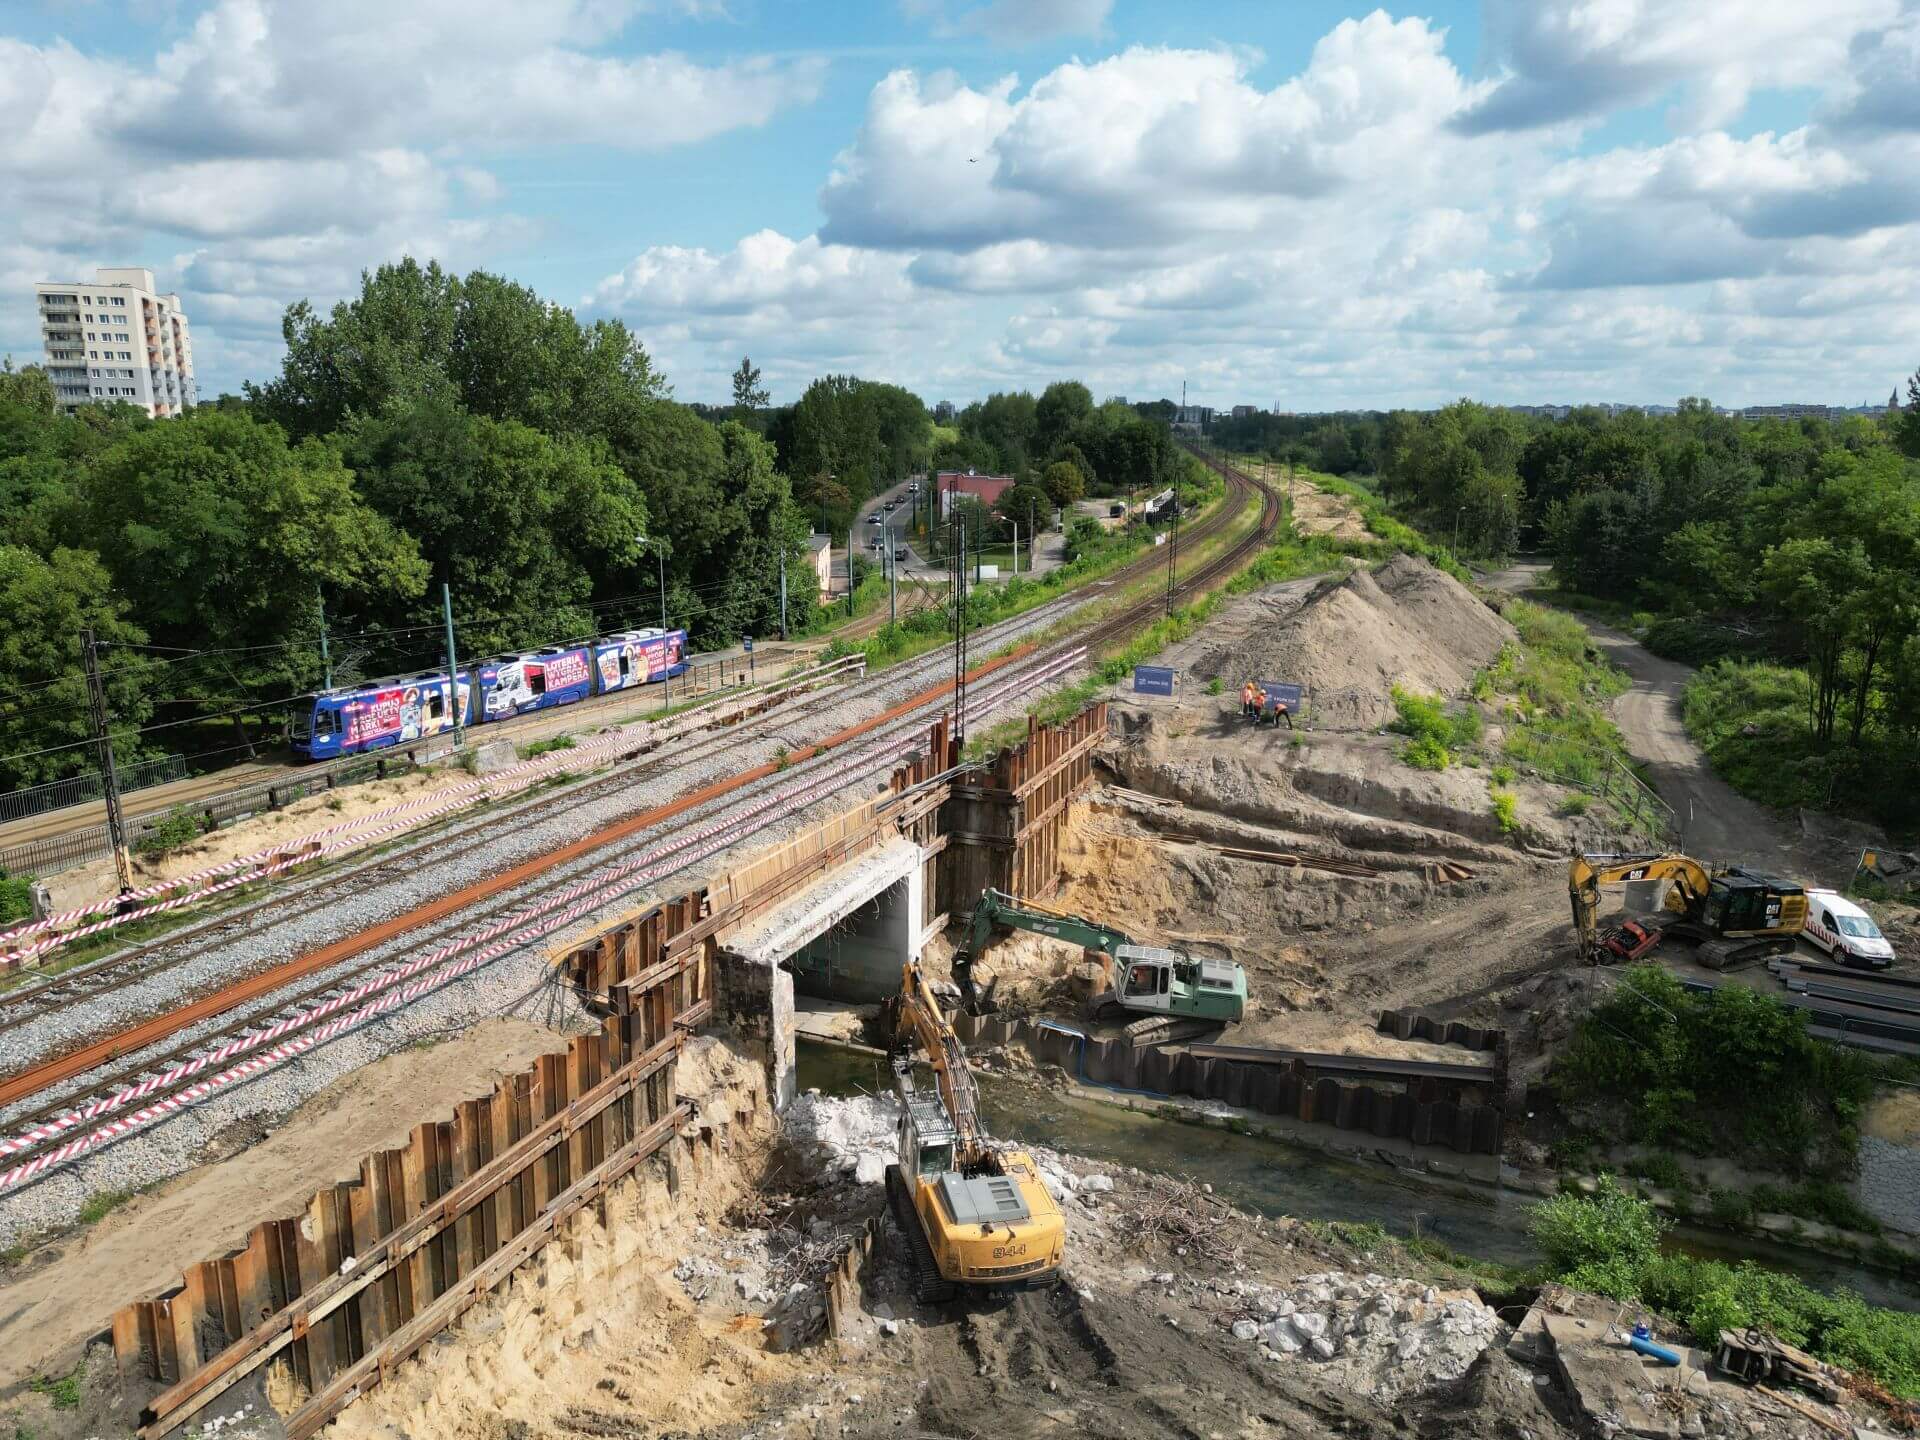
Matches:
[0,754,186,827]
[1536,751,1676,847]
[112,904,713,1440]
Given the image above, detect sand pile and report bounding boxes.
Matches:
[1233,555,1514,731]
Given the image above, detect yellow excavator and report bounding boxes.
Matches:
[881,957,1066,1303]
[1568,852,1807,969]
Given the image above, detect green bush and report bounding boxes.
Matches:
[1624,1152,1687,1190]
[1552,965,1880,1175]
[1490,763,1516,786]
[1556,792,1590,816]
[1531,1185,1920,1394]
[1490,788,1519,834]
[1206,676,1224,696]
[0,870,33,926]
[1643,616,1765,666]
[1389,684,1480,769]
[1530,1175,1665,1299]
[135,804,206,861]
[522,734,575,758]
[1707,1187,1754,1227]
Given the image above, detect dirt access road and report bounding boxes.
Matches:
[1482,561,1801,869]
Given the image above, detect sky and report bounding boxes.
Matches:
[4,0,1919,412]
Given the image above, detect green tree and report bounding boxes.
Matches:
[997,482,1050,539]
[0,545,160,787]
[731,355,769,413]
[1033,380,1093,458]
[1530,1176,1666,1300]
[1894,369,1920,460]
[1041,459,1086,508]
[1760,538,1869,743]
[78,412,427,735]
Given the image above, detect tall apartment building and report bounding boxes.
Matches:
[35,267,197,418]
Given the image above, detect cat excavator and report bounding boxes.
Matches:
[880,956,1066,1303]
[953,888,1248,1043]
[1568,852,1807,969]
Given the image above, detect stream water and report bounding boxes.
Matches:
[798,1041,1920,1308]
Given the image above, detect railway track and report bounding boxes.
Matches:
[0,453,1279,1188]
[0,644,1088,1188]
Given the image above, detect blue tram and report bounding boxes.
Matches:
[290,628,689,762]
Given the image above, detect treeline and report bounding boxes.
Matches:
[0,258,1179,791]
[1210,409,1384,479]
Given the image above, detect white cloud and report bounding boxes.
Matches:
[1460,0,1900,133]
[0,0,824,394]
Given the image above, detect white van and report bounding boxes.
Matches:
[1803,889,1896,969]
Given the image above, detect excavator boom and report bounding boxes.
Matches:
[1568,852,1804,968]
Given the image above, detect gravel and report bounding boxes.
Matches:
[0,604,1101,1242]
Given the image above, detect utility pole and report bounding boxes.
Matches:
[441,583,463,749]
[1165,497,1180,617]
[82,627,135,896]
[847,519,856,618]
[778,544,788,641]
[888,521,897,628]
[952,520,969,751]
[317,593,333,691]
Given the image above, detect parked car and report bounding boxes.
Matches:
[1803,888,1896,968]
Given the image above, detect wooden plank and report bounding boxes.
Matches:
[280,1102,693,1440]
[347,1164,392,1349]
[135,1036,683,1435]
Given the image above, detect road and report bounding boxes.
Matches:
[1481,562,1799,866]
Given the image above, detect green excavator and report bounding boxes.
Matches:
[953,888,1249,1044]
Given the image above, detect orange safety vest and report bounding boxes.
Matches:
[1253,690,1267,710]
[1241,682,1255,705]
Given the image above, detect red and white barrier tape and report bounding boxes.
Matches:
[0,658,865,961]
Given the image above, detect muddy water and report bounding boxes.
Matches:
[797,1041,1920,1307]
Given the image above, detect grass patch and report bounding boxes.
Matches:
[1683,659,1920,838]
[1482,599,1632,788]
[78,1188,134,1225]
[521,733,576,758]
[27,1368,81,1410]
[1532,1179,1920,1396]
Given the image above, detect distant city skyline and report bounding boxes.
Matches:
[3,2,1917,409]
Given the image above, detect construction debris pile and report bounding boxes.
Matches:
[1221,1270,1504,1400]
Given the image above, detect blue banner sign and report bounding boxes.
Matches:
[1133,665,1176,696]
[1260,681,1304,710]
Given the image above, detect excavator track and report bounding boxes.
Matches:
[1122,1014,1223,1049]
[886,1163,958,1305]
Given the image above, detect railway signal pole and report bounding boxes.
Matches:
[81,627,134,895]
[1165,496,1180,618]
[951,519,969,752]
[441,583,463,750]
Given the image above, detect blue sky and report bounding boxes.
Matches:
[4,0,1917,411]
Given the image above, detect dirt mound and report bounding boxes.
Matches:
[1218,555,1515,732]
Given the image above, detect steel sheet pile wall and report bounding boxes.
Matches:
[956,1013,1503,1156]
[111,912,714,1440]
[940,703,1107,905]
[1376,1008,1510,1072]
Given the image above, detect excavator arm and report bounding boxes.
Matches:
[963,888,1131,969]
[1568,852,1711,961]
[895,957,986,1161]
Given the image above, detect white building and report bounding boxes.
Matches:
[35,267,197,417]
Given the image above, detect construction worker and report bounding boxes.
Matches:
[1272,695,1294,730]
[1240,679,1257,719]
[1250,684,1267,725]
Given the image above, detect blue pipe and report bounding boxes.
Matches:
[1630,1328,1681,1366]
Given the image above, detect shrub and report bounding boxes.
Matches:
[135,805,205,861]
[1556,792,1590,816]
[1206,676,1224,695]
[1707,1187,1754,1228]
[1389,684,1480,769]
[523,734,576,758]
[1490,763,1516,786]
[1490,788,1519,834]
[0,870,33,926]
[1402,734,1451,771]
[1530,1176,1665,1299]
[1624,1152,1686,1191]
[1552,965,1879,1176]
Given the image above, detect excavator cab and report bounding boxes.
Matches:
[1114,942,1246,1021]
[1704,868,1803,936]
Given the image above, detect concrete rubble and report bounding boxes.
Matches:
[1217,1269,1503,1400]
